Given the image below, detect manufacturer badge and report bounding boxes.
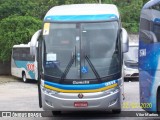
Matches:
[78,93,84,99]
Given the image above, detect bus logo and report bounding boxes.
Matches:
[78,93,84,99]
[27,63,34,71]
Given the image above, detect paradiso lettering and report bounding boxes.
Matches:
[105,80,116,86]
[27,63,34,71]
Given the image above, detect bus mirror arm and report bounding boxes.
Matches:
[30,29,42,55]
[121,28,129,53]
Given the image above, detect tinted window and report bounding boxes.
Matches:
[13,48,35,61]
[139,18,152,44]
[140,18,151,31]
[151,3,160,11]
[153,24,160,41]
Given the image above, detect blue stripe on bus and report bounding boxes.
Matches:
[44,80,118,90]
[44,14,118,21]
[14,60,35,79]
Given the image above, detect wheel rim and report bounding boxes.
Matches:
[23,74,26,82]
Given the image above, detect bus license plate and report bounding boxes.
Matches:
[74,102,88,107]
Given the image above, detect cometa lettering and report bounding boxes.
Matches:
[73,81,90,84]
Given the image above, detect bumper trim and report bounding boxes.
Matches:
[44,83,118,93]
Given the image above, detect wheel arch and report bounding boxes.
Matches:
[22,70,25,76]
[156,86,160,112]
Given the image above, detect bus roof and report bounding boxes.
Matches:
[13,43,30,48]
[44,4,119,22]
[143,0,160,9]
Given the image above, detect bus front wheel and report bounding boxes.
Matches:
[22,72,28,83]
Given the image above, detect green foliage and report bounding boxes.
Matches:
[36,0,58,19]
[0,0,58,19]
[0,0,36,19]
[104,0,149,33]
[119,0,143,33]
[65,0,98,4]
[0,16,42,61]
[0,0,59,61]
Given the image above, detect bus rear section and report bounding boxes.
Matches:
[11,43,37,82]
[139,0,160,112]
[30,4,129,114]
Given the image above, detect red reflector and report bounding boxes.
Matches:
[74,102,88,107]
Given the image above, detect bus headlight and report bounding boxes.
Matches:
[41,80,58,95]
[104,87,119,95]
[41,86,58,95]
[41,80,44,87]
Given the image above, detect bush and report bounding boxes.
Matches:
[0,16,42,61]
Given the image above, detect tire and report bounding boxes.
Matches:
[52,111,61,116]
[157,91,160,114]
[112,109,121,114]
[22,73,28,83]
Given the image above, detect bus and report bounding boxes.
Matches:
[30,4,129,114]
[11,43,38,82]
[139,0,160,112]
[123,41,139,79]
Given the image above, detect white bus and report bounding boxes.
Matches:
[11,43,38,82]
[30,4,129,115]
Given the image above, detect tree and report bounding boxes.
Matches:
[0,0,37,19]
[104,0,149,33]
[36,0,58,19]
[65,0,98,4]
[0,16,42,61]
[0,0,58,20]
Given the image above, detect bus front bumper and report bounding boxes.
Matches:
[41,86,122,111]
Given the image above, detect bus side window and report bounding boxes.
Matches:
[153,23,160,42]
[152,3,160,42]
[139,30,154,44]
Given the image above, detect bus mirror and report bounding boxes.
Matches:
[122,28,129,53]
[30,30,41,55]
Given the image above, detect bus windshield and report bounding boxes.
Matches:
[43,21,120,80]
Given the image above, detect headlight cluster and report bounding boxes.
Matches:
[41,86,58,95]
[41,80,58,95]
[104,87,119,95]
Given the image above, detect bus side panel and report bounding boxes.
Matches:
[13,60,35,80]
[139,40,160,111]
[11,58,21,78]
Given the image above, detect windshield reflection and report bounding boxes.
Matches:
[43,22,121,80]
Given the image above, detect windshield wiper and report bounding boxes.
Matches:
[59,55,75,83]
[85,55,102,83]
